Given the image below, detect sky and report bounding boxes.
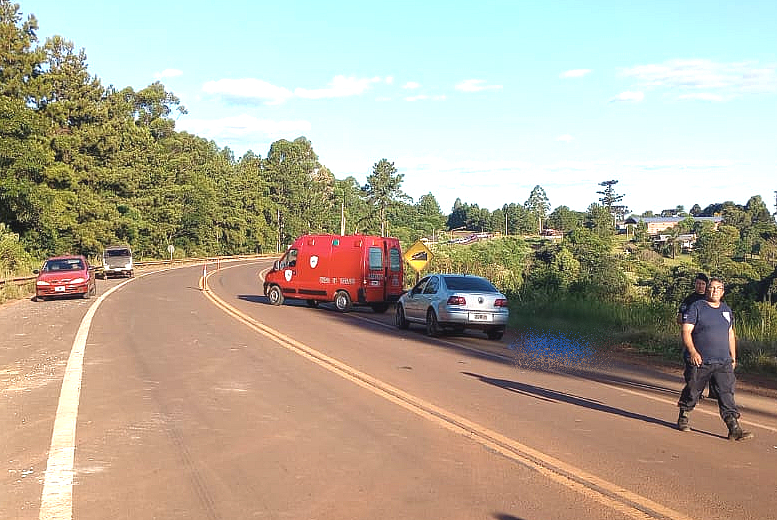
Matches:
[20,0,777,216]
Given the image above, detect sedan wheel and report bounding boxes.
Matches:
[395,304,409,329]
[487,327,505,341]
[426,308,441,337]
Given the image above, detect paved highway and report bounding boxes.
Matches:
[2,260,775,520]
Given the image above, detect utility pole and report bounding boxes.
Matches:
[340,200,345,235]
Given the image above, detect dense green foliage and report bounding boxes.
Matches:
[2,2,776,374]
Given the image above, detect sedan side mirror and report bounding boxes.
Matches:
[33,269,40,274]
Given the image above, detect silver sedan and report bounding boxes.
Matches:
[395,273,509,340]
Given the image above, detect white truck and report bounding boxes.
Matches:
[101,245,134,278]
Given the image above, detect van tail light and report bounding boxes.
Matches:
[494,298,508,307]
[447,296,466,305]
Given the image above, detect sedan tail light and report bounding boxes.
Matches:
[447,296,466,305]
[494,298,508,307]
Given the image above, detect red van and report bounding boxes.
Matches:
[263,234,403,312]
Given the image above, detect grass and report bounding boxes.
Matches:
[508,295,777,379]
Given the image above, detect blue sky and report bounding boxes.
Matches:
[22,0,777,215]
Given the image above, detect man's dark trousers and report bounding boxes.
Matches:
[678,361,739,420]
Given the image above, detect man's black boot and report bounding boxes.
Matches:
[725,416,754,441]
[677,410,691,431]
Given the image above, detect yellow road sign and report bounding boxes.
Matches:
[404,240,433,273]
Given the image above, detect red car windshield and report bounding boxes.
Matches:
[43,259,85,272]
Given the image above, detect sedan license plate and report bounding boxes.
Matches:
[470,312,491,322]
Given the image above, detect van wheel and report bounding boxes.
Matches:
[334,290,352,312]
[306,299,319,308]
[267,285,284,306]
[395,304,409,329]
[426,309,441,337]
[371,302,389,313]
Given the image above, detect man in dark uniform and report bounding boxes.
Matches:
[677,273,718,399]
[677,277,753,440]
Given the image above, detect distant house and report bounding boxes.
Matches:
[624,216,723,235]
[652,233,698,251]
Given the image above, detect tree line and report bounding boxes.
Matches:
[2,0,777,314]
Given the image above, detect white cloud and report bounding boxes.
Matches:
[201,75,387,104]
[295,75,382,99]
[404,94,446,102]
[203,78,293,105]
[176,114,311,142]
[560,69,592,78]
[455,79,503,92]
[620,59,777,97]
[610,91,644,102]
[385,76,394,85]
[556,134,574,142]
[154,68,183,79]
[677,92,725,102]
[403,81,421,89]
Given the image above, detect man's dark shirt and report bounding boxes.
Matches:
[683,299,734,364]
[679,292,705,319]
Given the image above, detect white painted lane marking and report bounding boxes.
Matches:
[38,266,191,520]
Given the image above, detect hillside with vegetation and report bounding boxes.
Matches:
[2,1,776,376]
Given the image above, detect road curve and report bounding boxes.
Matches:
[1,260,775,520]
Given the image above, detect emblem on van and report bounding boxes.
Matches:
[310,255,319,268]
[284,269,292,282]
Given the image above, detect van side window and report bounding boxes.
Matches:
[281,249,298,268]
[389,248,401,271]
[368,247,382,270]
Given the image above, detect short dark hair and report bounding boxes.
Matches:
[709,276,724,287]
[695,273,709,284]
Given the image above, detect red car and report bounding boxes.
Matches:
[34,255,97,301]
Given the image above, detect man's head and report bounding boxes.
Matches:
[694,273,709,295]
[706,277,725,303]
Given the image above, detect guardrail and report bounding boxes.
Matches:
[0,254,276,288]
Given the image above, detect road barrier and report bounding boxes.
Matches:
[0,254,275,288]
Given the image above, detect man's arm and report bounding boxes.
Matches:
[729,326,737,369]
[682,323,702,366]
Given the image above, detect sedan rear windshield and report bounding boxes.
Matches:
[443,276,497,292]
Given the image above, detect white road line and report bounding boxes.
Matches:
[38,268,180,520]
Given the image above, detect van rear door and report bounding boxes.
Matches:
[363,242,385,303]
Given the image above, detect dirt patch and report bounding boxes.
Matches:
[606,343,777,399]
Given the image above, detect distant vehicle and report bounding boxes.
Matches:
[101,245,133,278]
[263,234,404,312]
[34,255,97,301]
[395,273,509,340]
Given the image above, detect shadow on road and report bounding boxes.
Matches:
[462,371,677,429]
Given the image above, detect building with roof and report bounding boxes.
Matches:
[623,216,723,235]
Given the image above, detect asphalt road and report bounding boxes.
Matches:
[1,260,775,520]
